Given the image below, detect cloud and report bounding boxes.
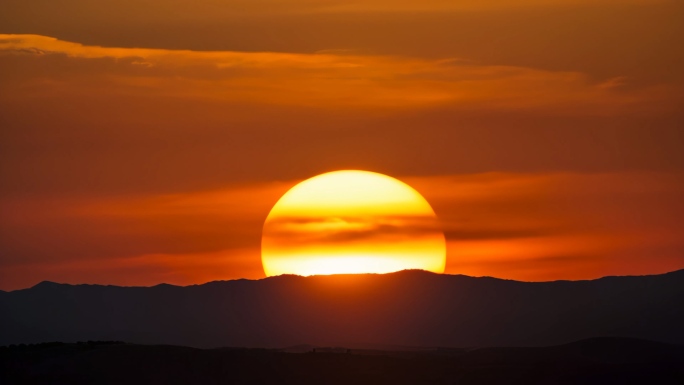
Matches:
[264,215,443,246]
[0,181,292,266]
[2,1,680,92]
[0,34,670,113]
[1,34,680,200]
[443,228,553,241]
[407,172,684,281]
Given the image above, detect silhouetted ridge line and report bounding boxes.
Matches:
[3,268,682,349]
[17,268,684,292]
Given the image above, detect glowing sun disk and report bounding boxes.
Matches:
[261,170,446,276]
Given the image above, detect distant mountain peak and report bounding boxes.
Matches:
[32,281,66,289]
[152,283,180,288]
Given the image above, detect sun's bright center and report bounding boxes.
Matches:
[261,170,446,276]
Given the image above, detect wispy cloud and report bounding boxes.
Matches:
[0,34,670,113]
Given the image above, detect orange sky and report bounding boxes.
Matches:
[1,0,683,290]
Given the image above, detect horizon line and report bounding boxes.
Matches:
[6,267,684,293]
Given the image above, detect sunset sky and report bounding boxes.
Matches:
[1,0,683,290]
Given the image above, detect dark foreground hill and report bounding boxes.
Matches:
[2,338,683,385]
[1,269,683,348]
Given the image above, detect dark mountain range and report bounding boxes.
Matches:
[2,338,684,384]
[1,270,683,348]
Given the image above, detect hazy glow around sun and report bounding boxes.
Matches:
[261,170,446,276]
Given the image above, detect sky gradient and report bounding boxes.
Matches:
[1,0,683,290]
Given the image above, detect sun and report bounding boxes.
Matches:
[261,170,446,276]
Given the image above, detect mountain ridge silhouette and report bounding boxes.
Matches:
[2,269,683,348]
[17,267,684,292]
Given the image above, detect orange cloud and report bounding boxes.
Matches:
[0,34,672,113]
[407,173,684,280]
